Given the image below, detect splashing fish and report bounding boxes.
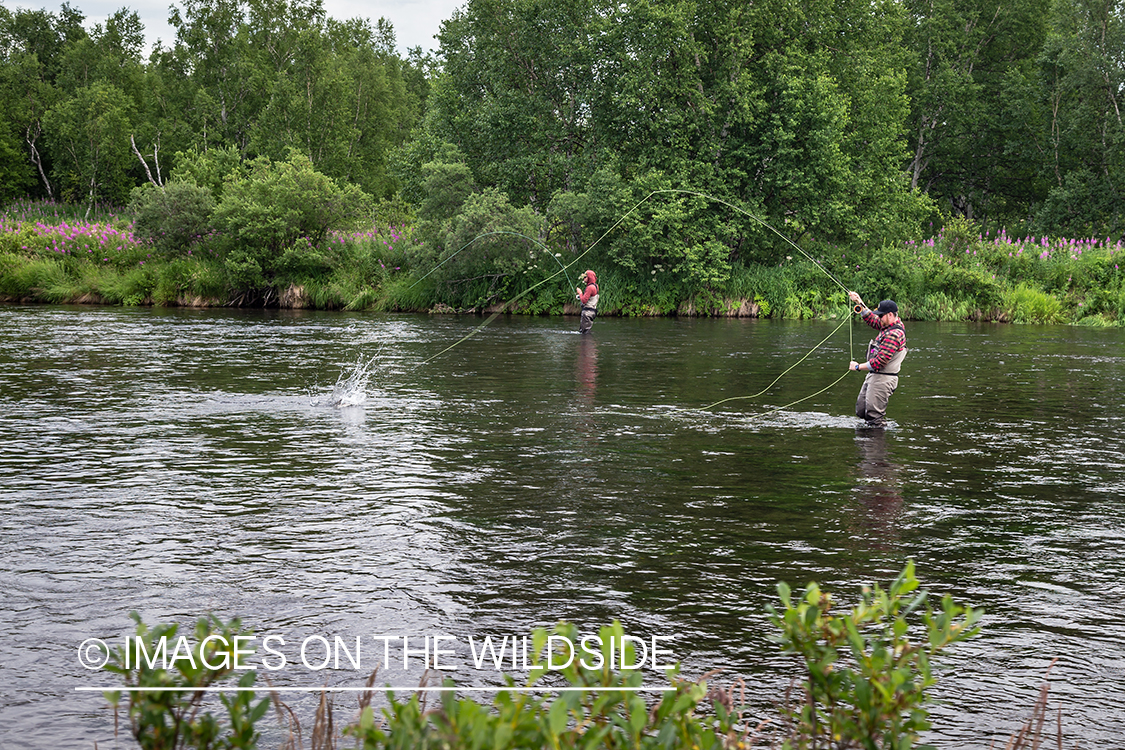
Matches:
[328,356,376,408]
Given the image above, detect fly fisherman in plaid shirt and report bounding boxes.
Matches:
[847,291,907,428]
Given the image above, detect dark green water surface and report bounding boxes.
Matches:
[1,305,1122,748]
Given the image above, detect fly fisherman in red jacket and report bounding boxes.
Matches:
[847,291,907,428]
[576,270,599,334]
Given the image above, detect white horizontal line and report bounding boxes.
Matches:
[76,686,674,693]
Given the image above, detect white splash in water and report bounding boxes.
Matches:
[329,356,376,408]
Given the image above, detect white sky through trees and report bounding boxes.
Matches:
[7,0,462,55]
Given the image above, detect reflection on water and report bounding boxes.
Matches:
[0,308,1123,749]
[575,335,598,435]
[850,431,904,549]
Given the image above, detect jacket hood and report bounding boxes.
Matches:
[584,270,597,285]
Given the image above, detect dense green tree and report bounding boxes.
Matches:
[56,9,162,192]
[402,46,436,112]
[1034,0,1124,235]
[416,151,477,227]
[2,0,1119,246]
[249,14,415,197]
[433,0,599,210]
[126,58,189,188]
[430,0,930,280]
[0,42,38,200]
[55,8,145,96]
[0,3,87,199]
[167,0,259,154]
[163,0,417,196]
[249,4,352,166]
[903,0,1052,229]
[44,81,136,208]
[0,2,87,76]
[0,0,425,208]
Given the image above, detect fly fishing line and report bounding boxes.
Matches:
[403,188,861,412]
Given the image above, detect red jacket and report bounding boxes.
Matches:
[578,283,598,306]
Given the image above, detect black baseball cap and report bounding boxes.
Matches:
[873,300,898,316]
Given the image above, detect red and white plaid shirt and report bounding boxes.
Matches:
[861,310,906,371]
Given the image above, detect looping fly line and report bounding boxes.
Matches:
[406,189,859,414]
[698,316,853,414]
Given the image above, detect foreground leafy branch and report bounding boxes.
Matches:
[101,564,985,749]
[766,560,983,749]
[102,612,269,750]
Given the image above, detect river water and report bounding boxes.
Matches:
[0,305,1122,749]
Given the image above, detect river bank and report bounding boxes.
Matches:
[2,201,1123,325]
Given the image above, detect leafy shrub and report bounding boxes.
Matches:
[416,157,477,228]
[223,249,265,291]
[347,622,734,750]
[99,566,983,750]
[275,236,333,279]
[211,151,374,281]
[412,186,546,306]
[766,560,982,749]
[170,146,244,202]
[102,612,268,750]
[574,171,740,293]
[842,243,925,309]
[1033,168,1124,239]
[130,181,216,257]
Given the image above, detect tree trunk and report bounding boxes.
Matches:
[26,123,53,200]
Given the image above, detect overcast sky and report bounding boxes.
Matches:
[8,0,464,55]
